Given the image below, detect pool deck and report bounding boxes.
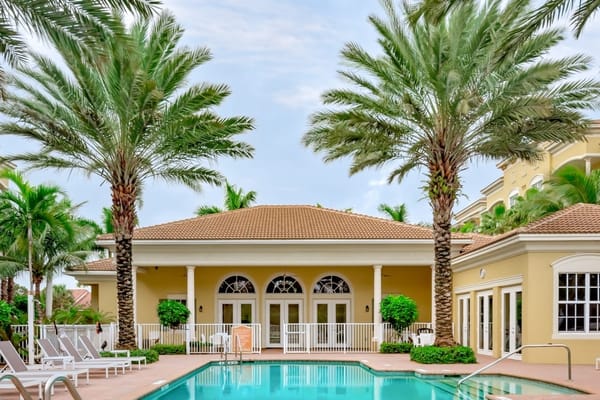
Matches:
[3,351,600,399]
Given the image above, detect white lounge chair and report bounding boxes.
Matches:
[79,335,146,370]
[0,341,89,387]
[57,336,129,378]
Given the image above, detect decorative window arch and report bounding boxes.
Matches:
[218,275,255,294]
[313,275,350,294]
[529,175,544,190]
[266,275,303,294]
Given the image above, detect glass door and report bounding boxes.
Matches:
[502,286,522,358]
[218,300,255,329]
[266,300,302,347]
[477,291,493,355]
[457,294,470,346]
[314,300,349,348]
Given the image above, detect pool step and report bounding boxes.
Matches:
[424,376,513,399]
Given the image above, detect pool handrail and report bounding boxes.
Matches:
[0,373,34,400]
[43,373,82,400]
[457,343,571,388]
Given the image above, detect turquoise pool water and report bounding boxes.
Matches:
[140,361,582,400]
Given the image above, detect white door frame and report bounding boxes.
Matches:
[457,294,470,347]
[265,299,303,347]
[501,286,522,359]
[477,290,493,355]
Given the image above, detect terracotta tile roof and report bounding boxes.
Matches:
[98,205,469,241]
[459,203,600,255]
[69,258,115,272]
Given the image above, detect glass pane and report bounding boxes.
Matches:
[317,304,328,323]
[241,303,252,324]
[288,304,300,324]
[269,304,281,344]
[317,304,328,344]
[488,296,493,351]
[516,292,522,351]
[222,303,233,324]
[504,293,510,353]
[336,304,347,324]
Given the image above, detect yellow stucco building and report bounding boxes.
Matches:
[454,120,600,225]
[69,203,600,364]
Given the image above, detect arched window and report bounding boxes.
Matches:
[266,275,303,294]
[218,275,255,294]
[313,275,350,294]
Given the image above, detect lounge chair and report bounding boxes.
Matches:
[78,335,146,370]
[0,341,89,387]
[57,336,129,378]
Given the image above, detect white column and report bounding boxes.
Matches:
[373,265,382,345]
[132,265,138,326]
[585,157,592,176]
[186,266,196,326]
[431,264,436,331]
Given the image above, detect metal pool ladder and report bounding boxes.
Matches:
[44,374,83,400]
[457,344,572,388]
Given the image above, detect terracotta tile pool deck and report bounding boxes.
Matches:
[4,351,600,399]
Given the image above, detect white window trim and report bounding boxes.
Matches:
[508,189,519,208]
[552,254,600,339]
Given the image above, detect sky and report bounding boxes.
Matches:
[4,0,600,288]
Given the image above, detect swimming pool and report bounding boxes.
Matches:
[140,361,582,400]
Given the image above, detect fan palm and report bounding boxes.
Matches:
[303,0,599,346]
[378,203,408,222]
[196,182,257,216]
[0,0,158,97]
[0,12,254,348]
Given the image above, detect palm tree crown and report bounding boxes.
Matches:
[378,203,408,222]
[196,182,257,216]
[0,12,254,348]
[303,0,599,346]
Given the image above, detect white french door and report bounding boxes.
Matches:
[218,300,255,326]
[313,300,350,347]
[502,286,522,359]
[457,294,470,347]
[266,300,302,347]
[477,290,493,355]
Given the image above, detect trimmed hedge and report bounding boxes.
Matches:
[380,342,413,353]
[410,345,476,364]
[150,344,186,355]
[100,348,159,363]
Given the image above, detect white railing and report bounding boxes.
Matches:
[283,322,433,353]
[136,323,262,354]
[10,322,428,358]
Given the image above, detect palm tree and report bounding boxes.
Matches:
[549,165,600,205]
[0,0,158,97]
[0,170,77,320]
[412,0,597,38]
[303,0,599,346]
[378,203,408,222]
[196,182,257,216]
[0,12,254,348]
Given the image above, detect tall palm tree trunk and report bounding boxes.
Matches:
[6,277,14,304]
[1,278,6,301]
[33,276,44,323]
[113,181,138,349]
[429,162,459,347]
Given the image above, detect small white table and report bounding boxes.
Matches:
[41,355,75,369]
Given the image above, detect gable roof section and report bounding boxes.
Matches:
[98,205,462,241]
[459,203,600,255]
[70,258,115,272]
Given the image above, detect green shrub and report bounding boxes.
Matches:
[380,295,418,335]
[100,348,159,363]
[410,345,476,364]
[150,344,186,354]
[157,300,190,329]
[380,342,413,353]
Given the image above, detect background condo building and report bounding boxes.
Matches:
[454,120,600,225]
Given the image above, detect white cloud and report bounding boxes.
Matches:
[274,85,324,109]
